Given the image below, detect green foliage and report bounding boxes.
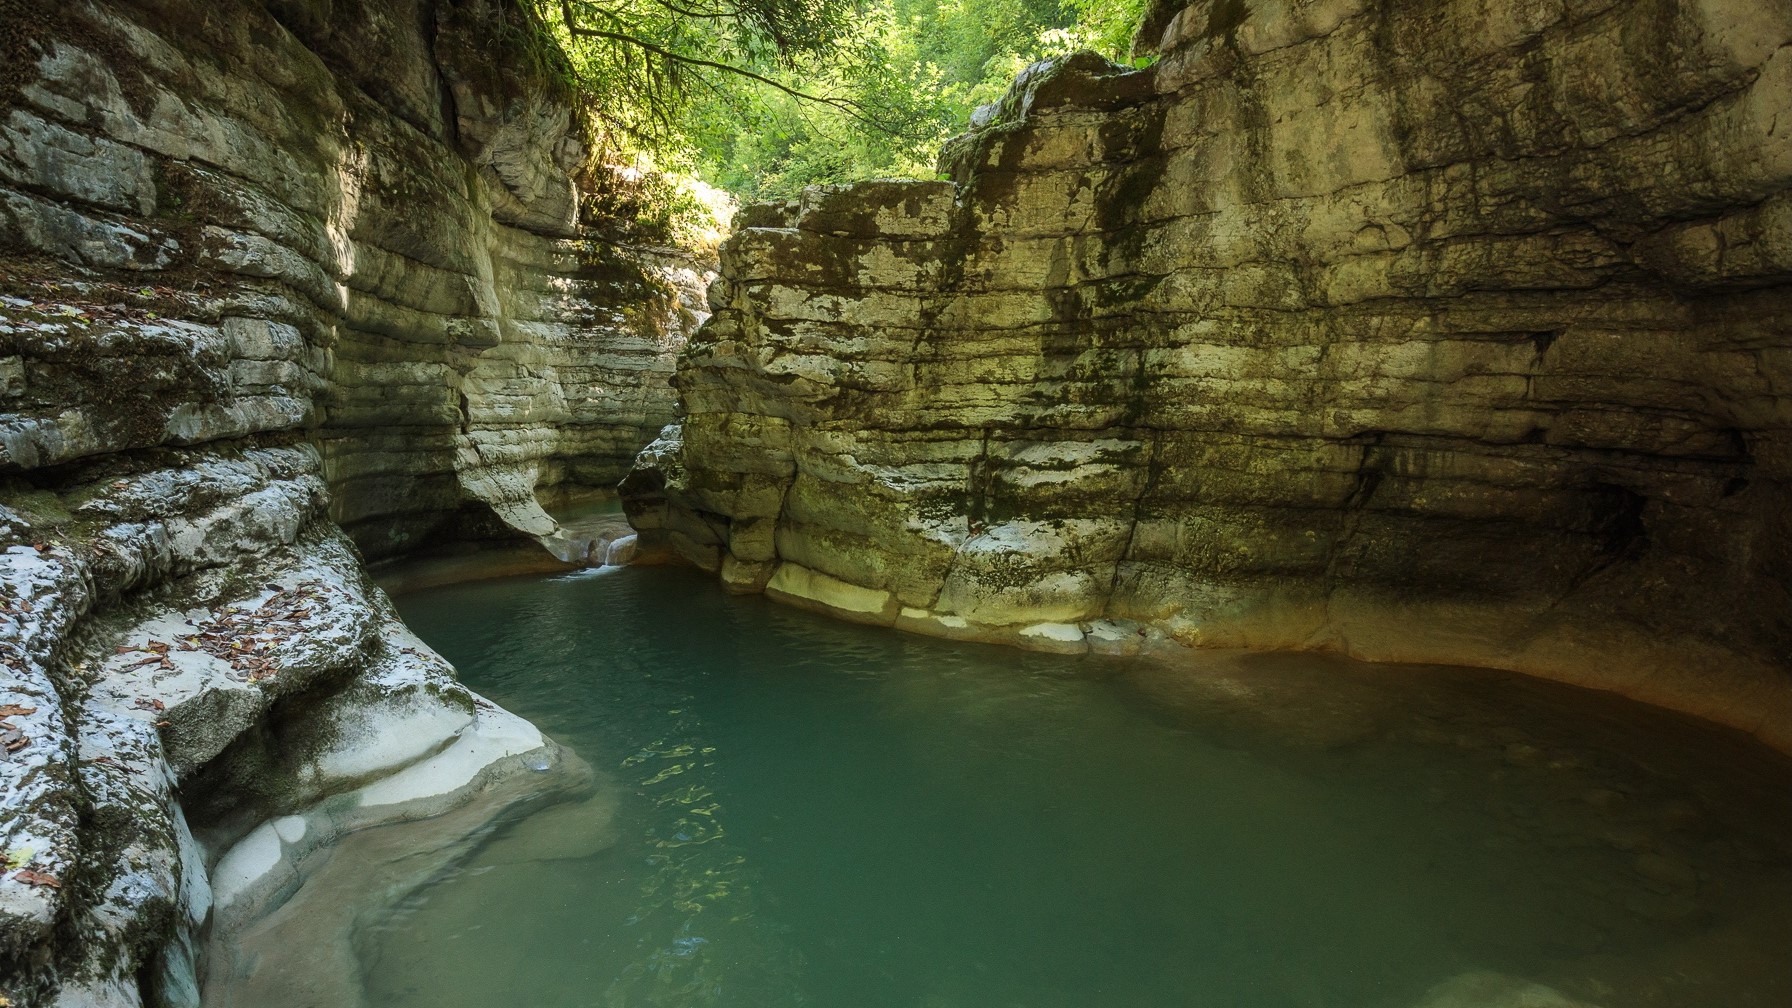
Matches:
[543,0,859,148]
[581,160,734,251]
[1063,0,1151,61]
[538,0,1151,214]
[681,0,1155,202]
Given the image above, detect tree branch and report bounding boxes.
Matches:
[557,0,895,133]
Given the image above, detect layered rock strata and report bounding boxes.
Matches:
[625,0,1792,751]
[0,457,569,1004]
[1,0,701,563]
[0,0,684,1002]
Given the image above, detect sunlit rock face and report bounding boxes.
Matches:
[0,0,680,1000]
[625,0,1792,749]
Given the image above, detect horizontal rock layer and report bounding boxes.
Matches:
[626,0,1792,751]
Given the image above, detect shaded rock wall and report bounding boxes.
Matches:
[625,0,1792,750]
[0,0,685,1002]
[2,0,699,562]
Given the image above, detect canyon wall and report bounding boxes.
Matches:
[625,0,1792,751]
[0,0,682,1002]
[2,0,699,562]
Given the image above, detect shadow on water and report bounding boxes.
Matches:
[360,565,1792,1008]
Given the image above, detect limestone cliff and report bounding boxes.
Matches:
[0,0,686,1002]
[625,0,1792,751]
[2,0,701,562]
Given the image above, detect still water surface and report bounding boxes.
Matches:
[376,566,1792,1008]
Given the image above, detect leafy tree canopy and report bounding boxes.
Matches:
[541,0,1150,223]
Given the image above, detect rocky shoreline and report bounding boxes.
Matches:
[0,440,583,1004]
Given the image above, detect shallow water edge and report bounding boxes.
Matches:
[225,565,1792,1008]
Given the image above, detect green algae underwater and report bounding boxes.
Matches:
[338,565,1792,1008]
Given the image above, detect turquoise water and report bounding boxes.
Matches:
[375,566,1792,1008]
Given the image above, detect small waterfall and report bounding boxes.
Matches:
[601,533,638,567]
[542,507,637,569]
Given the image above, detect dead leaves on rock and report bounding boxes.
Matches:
[123,697,172,730]
[9,869,61,889]
[0,705,36,755]
[2,269,209,327]
[204,582,327,683]
[114,582,330,691]
[116,640,174,671]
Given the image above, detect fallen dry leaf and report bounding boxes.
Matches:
[11,869,61,889]
[0,705,36,718]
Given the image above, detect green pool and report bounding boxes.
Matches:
[362,565,1792,1008]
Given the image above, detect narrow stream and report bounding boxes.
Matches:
[367,566,1792,1008]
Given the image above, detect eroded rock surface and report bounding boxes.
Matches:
[625,0,1792,750]
[0,0,684,1002]
[2,0,702,562]
[0,441,572,1006]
